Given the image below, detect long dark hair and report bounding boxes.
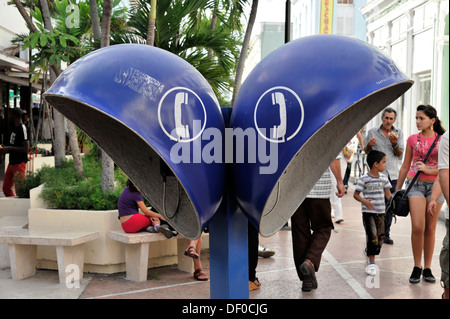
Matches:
[126,179,139,192]
[417,105,446,135]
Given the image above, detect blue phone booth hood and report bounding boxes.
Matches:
[44,44,225,240]
[44,36,413,238]
[229,35,413,236]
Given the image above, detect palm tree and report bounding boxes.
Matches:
[231,0,258,107]
[87,0,115,191]
[147,0,157,46]
[124,0,242,102]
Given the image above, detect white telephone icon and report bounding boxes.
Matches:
[174,92,190,140]
[271,92,287,140]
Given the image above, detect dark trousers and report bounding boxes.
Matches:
[343,162,352,186]
[291,198,333,280]
[385,179,397,237]
[362,213,385,256]
[248,222,259,281]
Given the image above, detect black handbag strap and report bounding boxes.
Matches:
[403,134,441,197]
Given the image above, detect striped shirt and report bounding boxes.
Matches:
[355,173,391,214]
[307,154,342,199]
[307,168,332,199]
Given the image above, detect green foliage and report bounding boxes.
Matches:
[15,168,46,199]
[22,1,83,82]
[21,0,117,82]
[126,0,244,101]
[17,148,128,211]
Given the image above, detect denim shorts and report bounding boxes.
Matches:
[406,180,445,202]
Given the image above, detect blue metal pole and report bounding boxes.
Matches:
[209,191,249,299]
[208,107,249,299]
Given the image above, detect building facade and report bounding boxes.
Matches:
[245,0,448,138]
[361,0,449,136]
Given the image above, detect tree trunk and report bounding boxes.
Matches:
[100,0,113,47]
[89,0,101,40]
[39,0,61,77]
[39,0,66,166]
[40,0,82,170]
[12,0,38,33]
[67,120,83,175]
[207,13,218,56]
[50,69,66,167]
[147,0,157,46]
[99,0,115,192]
[231,0,258,107]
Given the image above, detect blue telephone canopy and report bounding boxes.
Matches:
[44,44,225,239]
[230,35,413,236]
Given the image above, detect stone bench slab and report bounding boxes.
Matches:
[109,230,198,282]
[109,230,178,244]
[0,229,100,284]
[0,229,99,246]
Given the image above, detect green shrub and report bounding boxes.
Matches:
[17,148,127,211]
[15,168,45,198]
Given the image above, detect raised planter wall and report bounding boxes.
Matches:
[28,185,178,274]
[0,197,30,219]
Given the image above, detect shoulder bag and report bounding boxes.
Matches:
[387,134,441,217]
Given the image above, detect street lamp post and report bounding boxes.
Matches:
[285,0,291,43]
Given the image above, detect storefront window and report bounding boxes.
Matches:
[413,3,436,32]
[391,15,407,42]
[372,26,388,51]
[412,29,433,74]
[416,73,431,106]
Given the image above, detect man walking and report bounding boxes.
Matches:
[1,108,29,197]
[364,107,404,244]
[291,156,345,292]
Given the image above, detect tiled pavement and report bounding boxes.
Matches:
[1,182,447,302]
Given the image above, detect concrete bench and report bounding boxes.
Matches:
[0,216,30,268]
[109,230,207,282]
[0,229,100,284]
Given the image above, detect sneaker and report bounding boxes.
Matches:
[366,264,377,276]
[409,266,422,284]
[335,218,344,224]
[258,245,275,258]
[155,224,173,239]
[384,236,394,245]
[422,268,436,283]
[249,278,261,291]
[146,226,157,233]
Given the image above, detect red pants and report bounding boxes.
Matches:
[121,213,152,233]
[2,162,26,197]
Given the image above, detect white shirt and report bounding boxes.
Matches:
[438,131,449,220]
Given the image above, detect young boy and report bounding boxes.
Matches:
[354,150,392,276]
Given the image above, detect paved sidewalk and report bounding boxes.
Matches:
[0,183,447,300]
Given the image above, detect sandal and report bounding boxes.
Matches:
[193,268,208,281]
[249,278,261,291]
[184,246,199,259]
